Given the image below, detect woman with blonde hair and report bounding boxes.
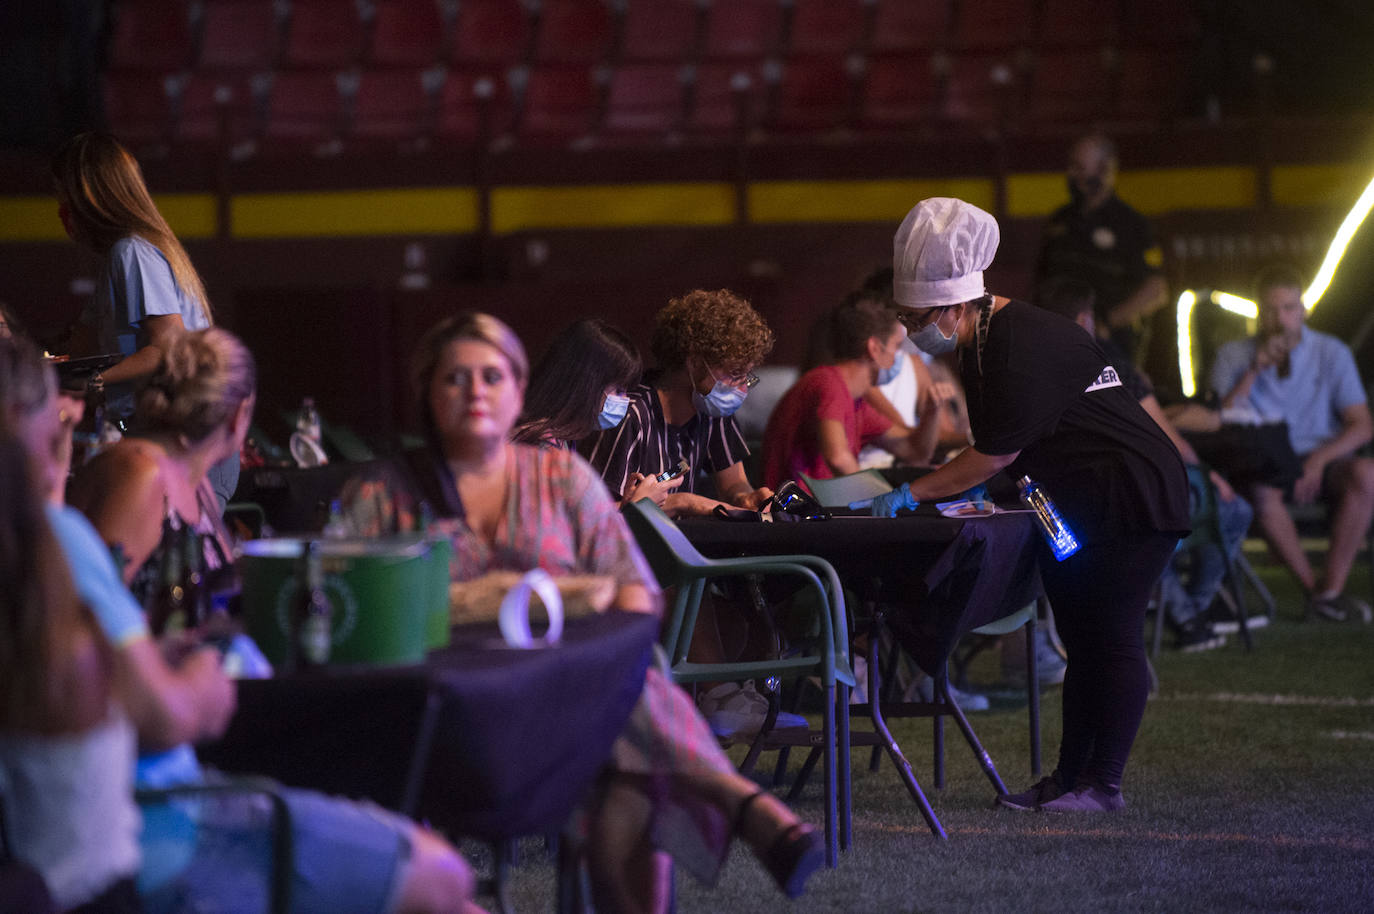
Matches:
[51,132,239,506]
[407,312,823,914]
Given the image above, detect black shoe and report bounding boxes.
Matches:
[1204,603,1269,634]
[1175,619,1226,653]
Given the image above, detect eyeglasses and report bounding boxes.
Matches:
[709,364,760,390]
[896,307,947,333]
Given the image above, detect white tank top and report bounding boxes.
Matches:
[0,710,141,909]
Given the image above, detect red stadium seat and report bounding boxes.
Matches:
[518,65,601,141]
[620,0,700,62]
[434,71,509,141]
[687,62,761,135]
[352,69,433,140]
[857,55,938,130]
[604,63,685,135]
[701,0,783,60]
[1037,0,1118,47]
[769,56,855,132]
[368,0,446,67]
[283,0,366,68]
[107,1,194,72]
[950,0,1035,50]
[1114,47,1191,123]
[450,0,531,67]
[943,51,1019,124]
[263,69,344,140]
[1026,48,1110,124]
[103,72,175,142]
[534,0,616,64]
[1121,0,1202,46]
[870,0,951,52]
[788,0,868,57]
[200,0,280,70]
[178,72,258,143]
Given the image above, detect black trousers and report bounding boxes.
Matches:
[1039,531,1178,791]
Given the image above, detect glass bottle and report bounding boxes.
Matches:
[147,518,187,635]
[291,541,333,671]
[1018,475,1081,561]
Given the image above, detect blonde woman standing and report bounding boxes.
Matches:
[51,132,237,507]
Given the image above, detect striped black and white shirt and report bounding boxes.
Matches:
[582,381,750,499]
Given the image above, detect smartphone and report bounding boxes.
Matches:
[655,459,690,483]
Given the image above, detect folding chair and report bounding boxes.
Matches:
[1151,463,1256,659]
[798,470,1035,836]
[620,498,855,867]
[136,780,295,914]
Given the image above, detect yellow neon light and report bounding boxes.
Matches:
[1176,290,1199,397]
[1305,173,1374,305]
[1212,291,1257,319]
[1175,170,1374,396]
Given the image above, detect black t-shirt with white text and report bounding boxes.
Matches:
[961,300,1189,544]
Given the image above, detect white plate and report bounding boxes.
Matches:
[938,501,998,518]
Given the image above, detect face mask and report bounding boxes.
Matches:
[876,356,902,387]
[596,392,631,430]
[692,381,747,418]
[1068,174,1103,205]
[910,312,958,357]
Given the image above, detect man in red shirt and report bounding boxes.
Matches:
[762,292,938,490]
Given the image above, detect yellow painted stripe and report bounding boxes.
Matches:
[749,178,995,224]
[1271,163,1370,208]
[0,197,67,241]
[1117,166,1256,214]
[232,188,479,238]
[1006,172,1067,218]
[491,183,735,233]
[155,193,218,239]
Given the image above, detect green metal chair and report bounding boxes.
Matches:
[620,498,856,867]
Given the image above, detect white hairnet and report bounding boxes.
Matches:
[892,197,1000,309]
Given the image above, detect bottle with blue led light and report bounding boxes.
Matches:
[1018,476,1080,561]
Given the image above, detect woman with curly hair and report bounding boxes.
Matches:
[584,289,775,517]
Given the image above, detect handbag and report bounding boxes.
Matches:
[709,480,831,523]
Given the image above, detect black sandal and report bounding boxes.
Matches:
[735,789,825,899]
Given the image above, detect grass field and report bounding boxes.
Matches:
[466,553,1374,913]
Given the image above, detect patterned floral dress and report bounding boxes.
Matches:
[429,444,740,884]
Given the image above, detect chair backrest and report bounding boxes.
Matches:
[1179,463,1222,551]
[620,498,709,587]
[800,469,893,508]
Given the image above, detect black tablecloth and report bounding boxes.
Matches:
[199,611,658,841]
[676,508,1043,674]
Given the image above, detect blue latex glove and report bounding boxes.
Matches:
[960,484,989,510]
[851,482,919,517]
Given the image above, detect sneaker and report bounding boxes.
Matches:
[908,675,991,712]
[1175,619,1226,653]
[1038,783,1126,813]
[995,776,1065,811]
[699,682,808,742]
[1002,628,1068,687]
[1205,604,1270,634]
[1307,595,1348,622]
[1321,593,1374,624]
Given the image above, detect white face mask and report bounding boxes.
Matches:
[910,310,958,356]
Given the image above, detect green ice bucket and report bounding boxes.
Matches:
[240,536,431,667]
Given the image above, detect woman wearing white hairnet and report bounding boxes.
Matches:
[875,198,1189,812]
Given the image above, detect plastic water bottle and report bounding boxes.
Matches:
[1018,476,1080,561]
[297,396,322,446]
[291,541,333,671]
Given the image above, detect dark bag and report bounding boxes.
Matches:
[1186,422,1302,491]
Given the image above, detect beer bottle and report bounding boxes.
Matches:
[147,518,187,636]
[291,541,333,671]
